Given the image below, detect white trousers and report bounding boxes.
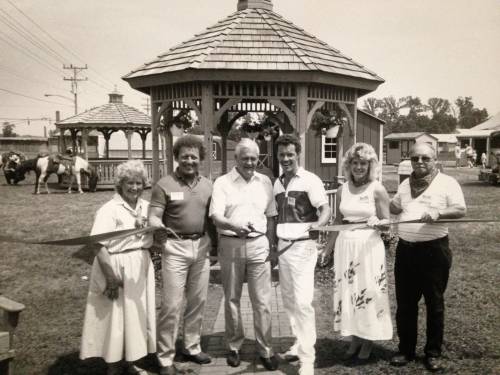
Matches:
[278,239,317,366]
[157,235,211,367]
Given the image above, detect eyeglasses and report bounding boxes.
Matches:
[410,156,432,163]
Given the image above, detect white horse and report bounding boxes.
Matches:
[66,156,98,194]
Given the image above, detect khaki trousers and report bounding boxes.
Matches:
[157,234,211,367]
[219,235,273,358]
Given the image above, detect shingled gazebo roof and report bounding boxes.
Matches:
[56,92,150,129]
[123,0,383,94]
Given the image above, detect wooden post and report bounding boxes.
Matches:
[295,84,308,168]
[70,129,78,154]
[139,130,148,159]
[151,101,160,183]
[201,83,215,179]
[486,136,491,166]
[125,130,133,160]
[353,91,358,144]
[165,109,174,175]
[58,128,64,153]
[82,128,89,160]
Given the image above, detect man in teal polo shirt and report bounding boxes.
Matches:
[149,135,216,375]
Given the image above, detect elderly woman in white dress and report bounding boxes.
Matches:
[80,160,156,375]
[323,143,393,366]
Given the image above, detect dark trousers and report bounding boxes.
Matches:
[394,236,452,358]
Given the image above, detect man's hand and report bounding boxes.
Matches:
[421,208,440,223]
[233,223,252,238]
[269,245,279,269]
[318,244,333,267]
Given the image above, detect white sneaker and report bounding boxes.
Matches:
[298,363,314,375]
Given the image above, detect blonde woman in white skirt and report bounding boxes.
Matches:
[323,143,393,366]
[80,160,156,375]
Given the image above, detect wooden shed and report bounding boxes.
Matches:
[306,109,384,182]
[384,132,438,165]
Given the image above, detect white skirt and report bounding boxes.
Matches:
[333,229,393,341]
[80,249,156,363]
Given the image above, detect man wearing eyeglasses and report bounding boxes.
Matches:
[389,142,466,373]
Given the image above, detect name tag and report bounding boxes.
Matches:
[359,195,369,203]
[170,192,184,201]
[287,196,296,206]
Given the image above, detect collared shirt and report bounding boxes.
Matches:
[209,167,277,237]
[150,169,213,234]
[392,172,466,242]
[274,167,328,240]
[91,194,153,253]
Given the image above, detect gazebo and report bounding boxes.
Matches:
[123,0,384,182]
[55,91,158,185]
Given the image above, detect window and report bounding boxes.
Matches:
[389,141,399,149]
[321,135,337,163]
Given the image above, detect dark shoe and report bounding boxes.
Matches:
[226,350,240,367]
[341,347,360,362]
[424,357,445,372]
[158,365,176,375]
[344,355,374,367]
[183,351,212,364]
[260,355,279,371]
[390,353,414,367]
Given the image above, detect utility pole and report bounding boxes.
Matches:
[63,64,88,115]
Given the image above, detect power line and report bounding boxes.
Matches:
[0,31,64,76]
[0,63,67,92]
[0,87,73,107]
[6,0,115,90]
[0,8,68,66]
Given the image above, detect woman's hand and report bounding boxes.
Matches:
[103,274,123,300]
[367,216,390,231]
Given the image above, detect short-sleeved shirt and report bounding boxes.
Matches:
[274,167,328,240]
[91,194,153,253]
[209,167,277,237]
[391,172,466,242]
[150,170,213,234]
[454,146,462,159]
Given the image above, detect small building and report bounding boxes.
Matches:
[455,112,500,166]
[384,132,438,164]
[431,133,458,162]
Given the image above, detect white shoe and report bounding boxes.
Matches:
[298,363,314,375]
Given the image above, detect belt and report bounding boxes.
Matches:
[221,233,265,239]
[167,233,204,240]
[279,237,311,242]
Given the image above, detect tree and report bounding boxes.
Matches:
[455,97,488,129]
[362,97,380,115]
[2,122,17,137]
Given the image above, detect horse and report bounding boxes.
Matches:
[66,156,99,194]
[1,151,24,185]
[13,155,98,194]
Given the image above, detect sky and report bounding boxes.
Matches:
[1,0,499,141]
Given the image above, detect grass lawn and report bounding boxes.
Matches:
[0,167,499,374]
